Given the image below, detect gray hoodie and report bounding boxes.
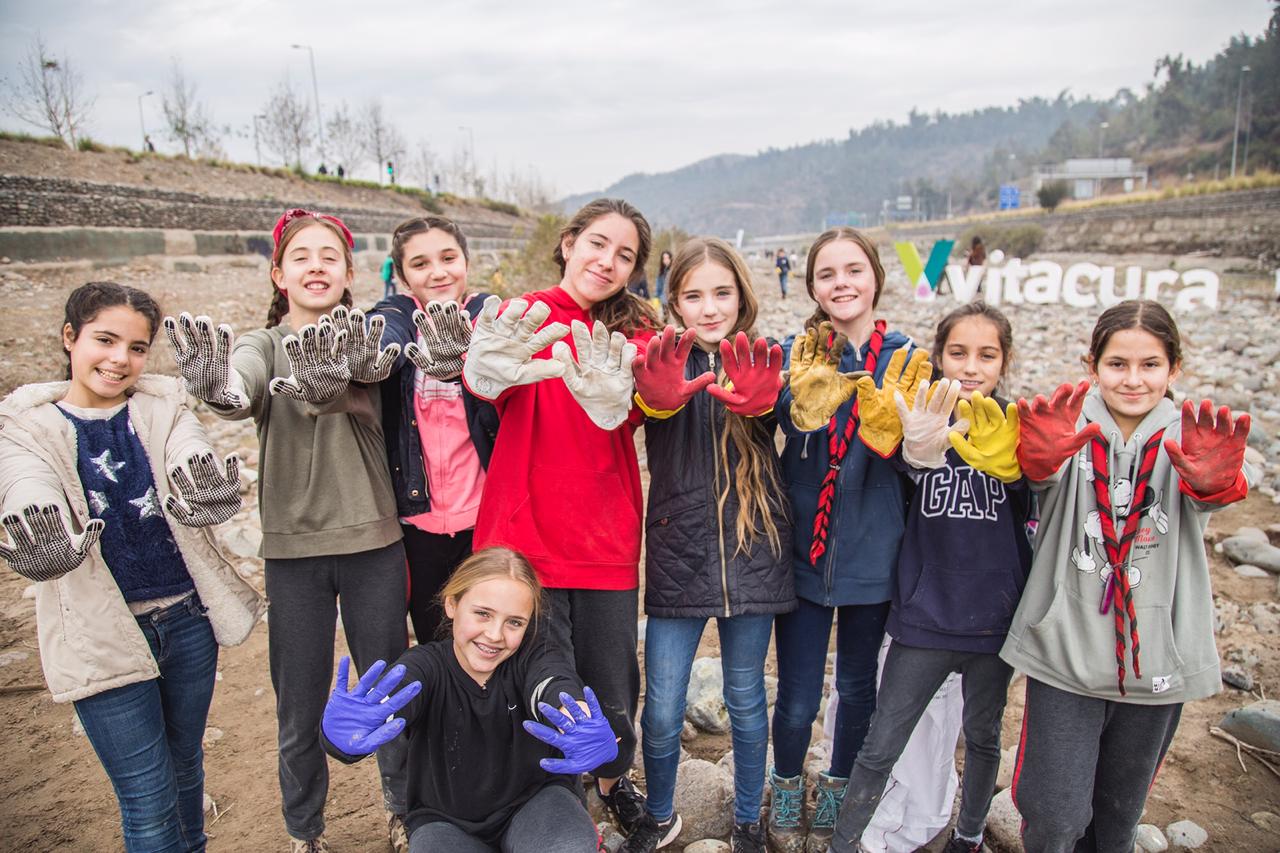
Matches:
[1001,390,1257,704]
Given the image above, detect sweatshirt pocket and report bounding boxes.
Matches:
[899,562,1022,637]
[1017,585,1187,697]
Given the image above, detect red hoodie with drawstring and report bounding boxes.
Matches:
[465,286,654,590]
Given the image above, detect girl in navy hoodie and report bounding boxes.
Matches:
[830,302,1033,853]
[768,227,932,852]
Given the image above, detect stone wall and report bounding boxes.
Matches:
[0,174,516,237]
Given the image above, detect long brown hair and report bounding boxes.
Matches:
[802,227,886,332]
[554,198,659,336]
[267,215,355,328]
[666,237,784,558]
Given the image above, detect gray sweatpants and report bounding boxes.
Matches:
[1012,677,1182,853]
[265,540,410,841]
[409,784,599,852]
[831,642,1012,851]
[542,587,640,780]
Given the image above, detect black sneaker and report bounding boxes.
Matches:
[598,775,649,838]
[617,811,682,852]
[732,820,766,853]
[942,830,983,853]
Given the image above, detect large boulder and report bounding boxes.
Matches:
[1218,700,1280,753]
[673,758,734,843]
[686,657,730,734]
[1221,536,1280,574]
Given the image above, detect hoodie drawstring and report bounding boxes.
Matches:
[1089,428,1164,696]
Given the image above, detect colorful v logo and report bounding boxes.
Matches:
[895,240,955,301]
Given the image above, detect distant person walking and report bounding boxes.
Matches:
[965,236,986,271]
[654,251,673,305]
[628,271,650,300]
[381,254,397,299]
[776,247,791,298]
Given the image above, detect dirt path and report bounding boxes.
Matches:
[0,258,1276,851]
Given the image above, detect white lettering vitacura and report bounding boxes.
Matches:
[942,261,1219,312]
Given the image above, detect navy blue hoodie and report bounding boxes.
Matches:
[887,447,1035,654]
[777,329,915,606]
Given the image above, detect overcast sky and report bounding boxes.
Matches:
[1,1,1270,196]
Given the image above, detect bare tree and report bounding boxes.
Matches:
[161,59,218,158]
[408,138,437,191]
[360,100,406,184]
[3,35,95,147]
[325,101,366,177]
[260,78,313,169]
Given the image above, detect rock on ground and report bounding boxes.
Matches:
[1135,823,1168,852]
[686,656,731,734]
[1164,819,1208,849]
[1221,535,1280,573]
[683,841,731,853]
[1218,700,1280,752]
[983,788,1023,853]
[673,758,734,844]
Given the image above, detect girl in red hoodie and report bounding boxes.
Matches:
[460,198,659,839]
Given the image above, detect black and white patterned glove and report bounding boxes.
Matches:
[330,306,400,384]
[551,320,639,431]
[462,296,570,399]
[0,504,104,582]
[404,301,473,380]
[164,313,248,409]
[165,452,243,527]
[269,318,352,403]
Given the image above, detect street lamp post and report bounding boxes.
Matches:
[138,90,154,150]
[1096,121,1109,197]
[1230,65,1251,178]
[291,43,326,167]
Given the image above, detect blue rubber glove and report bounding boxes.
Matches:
[522,685,619,774]
[321,656,422,756]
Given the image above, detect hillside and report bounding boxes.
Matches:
[563,9,1279,237]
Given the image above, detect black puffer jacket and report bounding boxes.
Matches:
[642,344,795,619]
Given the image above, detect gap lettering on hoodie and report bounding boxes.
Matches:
[920,465,1007,521]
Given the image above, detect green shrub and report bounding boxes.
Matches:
[0,130,68,149]
[1036,180,1069,211]
[76,136,109,153]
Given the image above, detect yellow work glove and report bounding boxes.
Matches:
[949,391,1022,483]
[788,322,869,432]
[854,348,933,458]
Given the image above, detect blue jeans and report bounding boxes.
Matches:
[771,598,890,779]
[640,614,774,824]
[74,594,219,852]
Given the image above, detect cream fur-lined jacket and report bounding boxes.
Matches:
[0,375,265,703]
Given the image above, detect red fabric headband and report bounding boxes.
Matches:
[271,208,355,249]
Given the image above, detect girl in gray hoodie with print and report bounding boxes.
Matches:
[984,301,1255,853]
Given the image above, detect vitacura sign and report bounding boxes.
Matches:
[894,241,1220,312]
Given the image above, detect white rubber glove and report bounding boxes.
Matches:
[462,296,570,399]
[552,320,638,431]
[895,377,967,469]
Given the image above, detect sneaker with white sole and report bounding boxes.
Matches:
[618,811,682,852]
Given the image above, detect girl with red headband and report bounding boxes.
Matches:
[766,227,930,853]
[165,209,411,853]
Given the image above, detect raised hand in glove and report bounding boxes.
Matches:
[552,320,638,431]
[330,306,400,384]
[522,686,619,774]
[0,504,104,582]
[165,452,242,527]
[1015,380,1102,482]
[462,296,570,399]
[632,325,714,413]
[788,322,868,432]
[164,313,248,409]
[404,301,473,381]
[1163,399,1251,498]
[707,332,785,417]
[855,348,933,458]
[896,378,966,469]
[950,391,1021,483]
[269,318,351,404]
[321,656,422,756]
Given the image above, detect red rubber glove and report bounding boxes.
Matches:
[707,332,785,417]
[632,325,715,413]
[1164,399,1251,498]
[1015,380,1103,482]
